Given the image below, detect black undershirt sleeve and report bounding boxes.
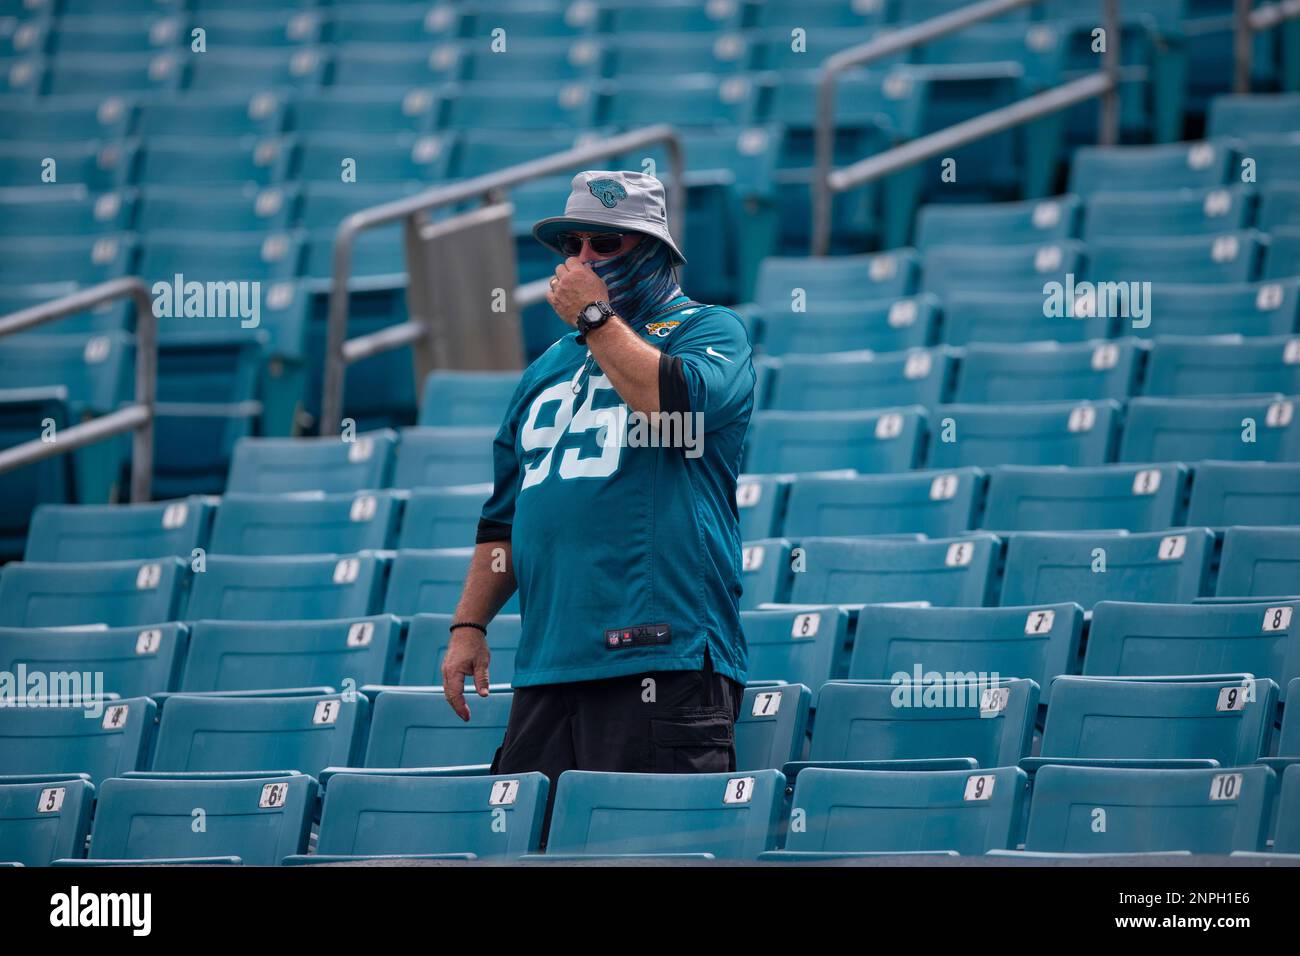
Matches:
[475,518,512,544]
[658,352,691,417]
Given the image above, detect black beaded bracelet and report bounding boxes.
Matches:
[449,621,487,636]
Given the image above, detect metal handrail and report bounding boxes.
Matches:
[811,0,1124,255]
[1234,0,1300,92]
[319,124,687,436]
[0,277,156,502]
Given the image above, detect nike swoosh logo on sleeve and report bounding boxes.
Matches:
[706,346,733,363]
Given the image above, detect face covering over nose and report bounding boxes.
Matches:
[590,237,683,327]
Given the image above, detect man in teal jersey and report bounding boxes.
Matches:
[441,170,756,803]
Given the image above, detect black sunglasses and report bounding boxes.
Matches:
[558,232,624,257]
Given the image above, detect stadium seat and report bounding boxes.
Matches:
[24,497,213,563]
[789,534,1000,607]
[1023,764,1274,853]
[1271,764,1300,854]
[952,340,1142,403]
[0,97,132,143]
[1137,281,1300,339]
[752,251,920,311]
[390,426,498,488]
[385,547,518,616]
[999,529,1214,608]
[290,88,438,135]
[397,485,491,550]
[736,683,812,772]
[925,401,1120,468]
[418,370,521,427]
[740,537,792,609]
[1207,92,1300,139]
[744,408,926,474]
[0,233,136,286]
[755,295,940,356]
[441,80,598,130]
[921,241,1083,297]
[330,43,466,89]
[1263,228,1300,280]
[0,776,95,867]
[0,697,156,787]
[915,196,1081,250]
[0,389,74,560]
[363,688,512,769]
[0,622,187,700]
[0,557,189,627]
[296,132,451,185]
[980,463,1188,532]
[225,431,397,494]
[781,469,983,539]
[180,616,400,692]
[186,553,387,621]
[1258,187,1300,232]
[1186,461,1300,527]
[544,769,784,859]
[735,474,790,540]
[1217,526,1300,598]
[1084,186,1253,240]
[765,347,954,412]
[1069,141,1234,195]
[761,767,1026,858]
[742,606,847,689]
[399,613,522,687]
[1143,336,1300,397]
[208,491,402,556]
[134,93,288,139]
[1119,396,1300,463]
[1235,134,1300,188]
[0,192,136,237]
[135,137,293,187]
[938,291,1112,345]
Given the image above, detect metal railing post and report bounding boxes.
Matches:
[1101,0,1122,144]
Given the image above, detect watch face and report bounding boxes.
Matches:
[583,305,603,322]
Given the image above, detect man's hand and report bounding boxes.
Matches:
[442,628,491,721]
[547,256,611,326]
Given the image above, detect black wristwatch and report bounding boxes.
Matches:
[576,300,615,342]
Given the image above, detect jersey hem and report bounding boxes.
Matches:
[510,653,746,688]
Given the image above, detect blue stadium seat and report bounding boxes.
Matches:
[755,295,940,356]
[208,491,402,556]
[1088,601,1300,697]
[1258,187,1300,232]
[364,688,512,769]
[761,767,1026,858]
[603,73,754,129]
[0,622,187,700]
[953,340,1142,403]
[744,408,926,474]
[0,332,133,418]
[601,0,745,33]
[1069,141,1234,195]
[1207,92,1300,139]
[296,132,451,185]
[289,88,438,135]
[1023,764,1273,853]
[981,463,1187,532]
[938,291,1111,345]
[915,197,1080,250]
[926,401,1120,468]
[1088,230,1264,285]
[0,776,95,867]
[137,185,298,233]
[330,42,465,89]
[0,191,136,237]
[282,770,549,863]
[999,529,1214,608]
[545,769,784,859]
[740,537,792,609]
[0,389,74,560]
[1084,186,1253,240]
[606,30,749,75]
[385,547,519,616]
[921,241,1083,297]
[391,426,497,488]
[45,51,183,96]
[1235,134,1300,187]
[140,229,302,284]
[0,557,189,627]
[0,697,156,787]
[0,233,136,286]
[1187,461,1300,526]
[24,497,212,563]
[736,683,812,772]
[849,604,1083,703]
[1217,526,1300,598]
[765,347,954,412]
[1270,764,1300,854]
[1264,228,1300,280]
[135,137,293,187]
[735,474,789,540]
[790,534,1001,607]
[1144,335,1300,397]
[399,613,522,687]
[441,80,598,129]
[55,773,315,865]
[0,97,133,143]
[781,469,983,538]
[151,692,369,777]
[752,251,919,310]
[397,484,491,550]
[186,553,387,621]
[418,371,521,427]
[134,92,287,138]
[742,606,847,689]
[1119,396,1300,463]
[226,431,397,494]
[181,616,400,692]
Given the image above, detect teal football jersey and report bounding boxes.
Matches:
[479,297,756,686]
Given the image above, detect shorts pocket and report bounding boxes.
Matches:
[649,711,735,774]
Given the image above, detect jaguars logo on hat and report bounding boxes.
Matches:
[588,178,628,208]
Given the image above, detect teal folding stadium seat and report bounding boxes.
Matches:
[449,128,589,178]
[1264,228,1300,280]
[765,347,954,412]
[1217,527,1300,598]
[0,97,133,143]
[330,42,466,89]
[1087,231,1264,285]
[187,553,387,622]
[926,401,1120,468]
[804,678,1038,768]
[0,697,156,786]
[418,371,521,427]
[915,197,1081,251]
[740,538,792,609]
[1187,461,1300,526]
[384,548,519,616]
[364,688,513,769]
[0,388,73,561]
[953,340,1141,403]
[0,557,188,627]
[45,51,183,96]
[0,332,133,421]
[137,184,298,233]
[1228,134,1300,189]
[282,770,549,863]
[47,14,184,56]
[752,251,920,311]
[1272,764,1300,853]
[921,241,1083,298]
[750,0,887,28]
[461,36,604,82]
[981,463,1187,533]
[321,3,460,45]
[761,767,1026,858]
[208,491,402,556]
[296,133,451,185]
[24,497,212,563]
[135,137,294,187]
[545,770,785,859]
[399,613,522,687]
[193,9,324,50]
[789,534,1001,607]
[0,777,95,867]
[151,692,369,777]
[781,469,983,539]
[55,773,316,865]
[226,431,397,494]
[1069,141,1234,195]
[391,427,497,488]
[1258,187,1300,231]
[397,484,491,550]
[1000,529,1214,608]
[0,191,136,237]
[741,606,847,689]
[1087,601,1300,697]
[181,616,401,693]
[1032,675,1277,768]
[1207,92,1300,139]
[440,80,598,129]
[140,229,302,284]
[0,622,187,700]
[756,295,940,356]
[290,88,439,135]
[603,74,755,129]
[850,604,1083,703]
[744,408,926,474]
[461,0,600,37]
[1084,186,1253,241]
[1022,765,1273,853]
[914,21,1066,89]
[601,0,745,33]
[185,48,328,92]
[735,474,789,540]
[938,291,1112,345]
[1143,336,1300,397]
[606,31,749,75]
[736,683,812,772]
[133,93,288,138]
[1119,396,1300,463]
[0,233,135,286]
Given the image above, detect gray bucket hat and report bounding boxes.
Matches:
[532,169,686,266]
